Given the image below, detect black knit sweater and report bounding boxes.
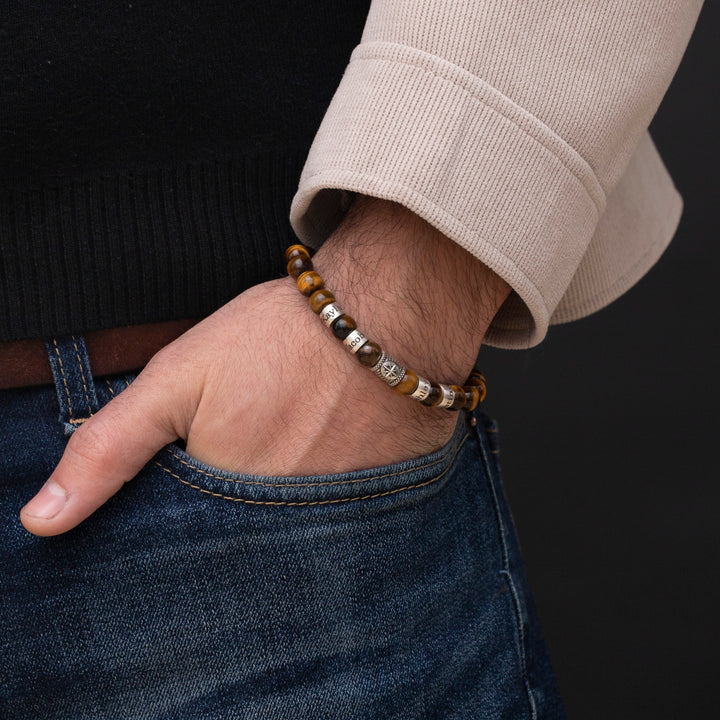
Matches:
[0,1,370,342]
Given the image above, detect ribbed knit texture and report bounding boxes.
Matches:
[0,0,371,342]
[0,2,702,346]
[291,0,702,348]
[0,155,302,341]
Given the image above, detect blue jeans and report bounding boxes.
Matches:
[0,335,565,719]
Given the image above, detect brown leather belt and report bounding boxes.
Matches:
[0,318,200,390]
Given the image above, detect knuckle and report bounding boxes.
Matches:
[139,350,172,384]
[65,420,118,471]
[146,339,187,374]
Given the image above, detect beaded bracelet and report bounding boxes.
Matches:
[285,244,487,412]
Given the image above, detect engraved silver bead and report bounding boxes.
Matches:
[437,383,456,409]
[410,376,431,401]
[371,352,406,387]
[343,329,368,353]
[370,351,387,373]
[386,365,406,388]
[320,302,343,327]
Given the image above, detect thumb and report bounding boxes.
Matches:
[20,367,184,536]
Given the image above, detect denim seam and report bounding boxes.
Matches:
[474,418,538,720]
[153,432,469,505]
[160,431,462,489]
[71,334,94,417]
[51,338,74,421]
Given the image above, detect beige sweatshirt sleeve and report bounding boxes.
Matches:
[290,1,703,348]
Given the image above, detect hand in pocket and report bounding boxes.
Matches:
[20,197,508,536]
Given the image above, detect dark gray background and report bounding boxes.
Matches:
[480,5,718,718]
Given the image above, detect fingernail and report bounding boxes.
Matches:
[22,480,68,520]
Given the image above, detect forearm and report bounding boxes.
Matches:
[282,194,510,447]
[312,195,510,382]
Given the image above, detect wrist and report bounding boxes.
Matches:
[310,195,510,384]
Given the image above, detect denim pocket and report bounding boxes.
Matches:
[100,372,471,513]
[3,373,566,719]
[152,418,470,510]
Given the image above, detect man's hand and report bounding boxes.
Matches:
[20,197,510,536]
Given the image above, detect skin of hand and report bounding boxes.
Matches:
[20,196,511,536]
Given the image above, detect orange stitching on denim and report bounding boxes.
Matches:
[71,335,94,416]
[68,417,89,425]
[52,338,74,420]
[161,432,464,489]
[153,434,468,506]
[105,379,116,397]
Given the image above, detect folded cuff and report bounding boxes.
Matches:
[291,42,607,347]
[550,132,682,327]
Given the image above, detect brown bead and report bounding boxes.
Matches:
[356,340,382,367]
[448,385,466,411]
[394,369,419,395]
[331,314,357,340]
[297,270,324,296]
[284,244,310,263]
[463,386,481,412]
[420,385,442,407]
[287,256,313,279]
[309,288,336,314]
[466,369,487,402]
[466,369,485,386]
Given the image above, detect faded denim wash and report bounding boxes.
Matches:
[0,335,565,719]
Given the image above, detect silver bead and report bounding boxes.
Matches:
[410,376,431,401]
[437,383,456,409]
[343,329,368,353]
[386,365,406,388]
[371,352,406,387]
[320,302,343,327]
[370,350,387,372]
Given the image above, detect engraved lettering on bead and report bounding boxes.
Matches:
[343,329,368,353]
[410,377,431,401]
[437,383,455,409]
[320,302,343,326]
[283,244,490,412]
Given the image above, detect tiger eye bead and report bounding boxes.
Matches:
[356,340,382,367]
[420,385,442,407]
[466,370,485,387]
[287,255,313,279]
[331,314,357,340]
[463,386,481,412]
[466,369,487,402]
[309,288,336,313]
[297,270,324,296]
[448,385,466,411]
[285,244,311,263]
[394,369,419,395]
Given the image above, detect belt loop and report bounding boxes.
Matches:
[45,334,100,434]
